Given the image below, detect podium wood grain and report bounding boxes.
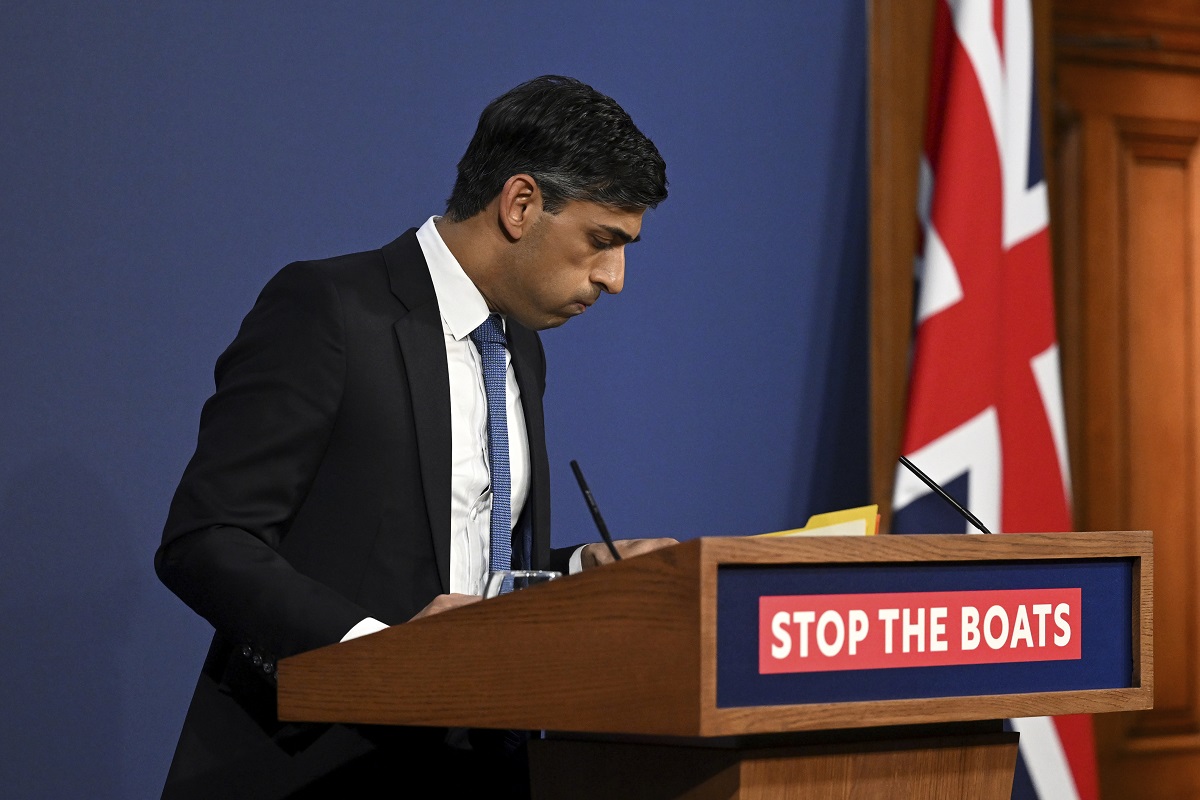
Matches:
[277,532,1153,736]
[528,734,1020,800]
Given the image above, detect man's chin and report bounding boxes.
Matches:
[511,312,568,331]
[539,316,570,330]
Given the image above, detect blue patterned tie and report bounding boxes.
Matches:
[469,314,512,572]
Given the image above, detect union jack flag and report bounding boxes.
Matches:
[890,1,1098,798]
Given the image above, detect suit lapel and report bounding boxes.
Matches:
[507,322,550,567]
[381,229,552,585]
[383,231,453,593]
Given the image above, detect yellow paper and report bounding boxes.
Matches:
[754,504,879,537]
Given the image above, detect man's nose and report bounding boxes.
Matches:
[594,250,626,295]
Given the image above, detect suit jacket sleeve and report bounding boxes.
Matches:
[155,260,369,662]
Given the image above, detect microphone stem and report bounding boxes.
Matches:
[898,455,993,534]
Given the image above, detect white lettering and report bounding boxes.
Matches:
[848,609,869,655]
[1054,602,1071,646]
[930,607,948,652]
[792,611,816,657]
[770,611,791,658]
[902,607,926,653]
[962,606,980,650]
[879,608,900,654]
[1032,603,1051,646]
[1011,605,1033,648]
[817,610,845,656]
[984,605,1009,649]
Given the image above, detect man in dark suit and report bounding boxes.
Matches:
[155,74,673,799]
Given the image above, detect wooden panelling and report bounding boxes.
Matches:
[1124,123,1199,739]
[867,0,934,532]
[529,734,1020,800]
[1053,52,1200,797]
[1055,0,1200,72]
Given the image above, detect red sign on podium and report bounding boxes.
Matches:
[759,588,1082,674]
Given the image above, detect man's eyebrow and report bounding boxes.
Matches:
[597,224,640,244]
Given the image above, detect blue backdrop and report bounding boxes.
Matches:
[0,3,869,797]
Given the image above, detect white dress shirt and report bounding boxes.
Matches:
[342,217,539,642]
[418,216,531,596]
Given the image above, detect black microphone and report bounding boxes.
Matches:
[569,460,622,560]
[898,455,993,534]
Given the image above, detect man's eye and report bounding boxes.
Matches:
[592,239,612,250]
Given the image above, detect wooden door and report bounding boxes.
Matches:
[1053,4,1200,796]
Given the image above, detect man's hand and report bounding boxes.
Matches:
[409,592,482,621]
[581,537,679,569]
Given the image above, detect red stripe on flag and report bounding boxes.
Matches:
[895,2,1099,798]
[1054,714,1100,800]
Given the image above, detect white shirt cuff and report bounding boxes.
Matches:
[569,545,586,575]
[341,617,389,642]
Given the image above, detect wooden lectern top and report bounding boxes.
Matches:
[277,531,1151,739]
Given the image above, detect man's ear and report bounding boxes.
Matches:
[496,174,541,240]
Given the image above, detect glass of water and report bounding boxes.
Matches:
[483,569,562,598]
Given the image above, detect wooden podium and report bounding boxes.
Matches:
[277,531,1152,799]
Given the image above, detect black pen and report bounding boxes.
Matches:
[569,460,622,561]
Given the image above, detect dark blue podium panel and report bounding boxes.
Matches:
[715,558,1134,708]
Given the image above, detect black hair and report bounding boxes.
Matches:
[444,75,668,221]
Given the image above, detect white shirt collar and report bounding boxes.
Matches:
[415,215,496,341]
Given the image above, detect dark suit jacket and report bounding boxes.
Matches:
[155,229,572,798]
